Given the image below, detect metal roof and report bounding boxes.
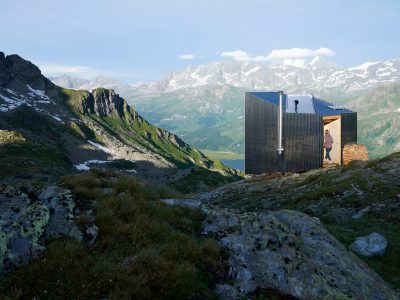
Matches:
[312,97,354,116]
[286,94,315,114]
[249,92,287,109]
[249,91,354,116]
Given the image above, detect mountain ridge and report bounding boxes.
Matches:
[0,51,240,191]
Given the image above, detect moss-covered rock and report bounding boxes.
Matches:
[0,185,85,274]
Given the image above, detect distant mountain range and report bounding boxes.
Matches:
[50,57,400,157]
[52,57,400,95]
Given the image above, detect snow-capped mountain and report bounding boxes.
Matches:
[132,57,400,95]
[49,74,131,92]
[51,57,400,96]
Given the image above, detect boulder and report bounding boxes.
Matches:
[350,232,387,257]
[203,209,398,299]
[0,185,85,273]
[214,284,238,300]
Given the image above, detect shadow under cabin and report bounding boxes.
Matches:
[245,91,357,174]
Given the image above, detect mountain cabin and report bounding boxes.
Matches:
[245,91,358,174]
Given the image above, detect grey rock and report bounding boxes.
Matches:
[0,53,53,90]
[38,185,59,201]
[350,232,387,257]
[161,198,201,208]
[214,284,238,300]
[85,224,98,245]
[351,206,371,219]
[38,186,83,241]
[0,185,84,273]
[205,209,398,300]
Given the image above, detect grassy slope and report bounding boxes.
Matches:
[0,106,74,182]
[0,170,226,299]
[60,87,238,171]
[58,87,242,193]
[204,154,400,289]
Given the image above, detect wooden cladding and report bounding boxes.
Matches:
[245,93,357,174]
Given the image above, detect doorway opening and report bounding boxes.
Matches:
[323,115,341,165]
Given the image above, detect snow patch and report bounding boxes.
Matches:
[26,84,50,102]
[282,59,306,68]
[74,160,110,171]
[51,115,62,122]
[348,61,379,72]
[87,140,115,155]
[242,66,260,76]
[0,94,27,111]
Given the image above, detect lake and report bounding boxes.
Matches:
[221,159,244,171]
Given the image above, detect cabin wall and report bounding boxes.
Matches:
[245,93,279,174]
[283,113,323,172]
[340,112,357,163]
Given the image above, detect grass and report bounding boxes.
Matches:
[0,130,71,180]
[325,211,400,288]
[0,170,226,299]
[171,167,241,195]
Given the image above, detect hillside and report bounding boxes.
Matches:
[346,81,400,157]
[0,52,240,191]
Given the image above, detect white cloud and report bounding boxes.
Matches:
[220,50,250,60]
[179,54,195,60]
[220,47,336,62]
[265,47,336,60]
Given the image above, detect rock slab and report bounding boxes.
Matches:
[203,209,398,300]
[350,232,388,257]
[0,185,87,273]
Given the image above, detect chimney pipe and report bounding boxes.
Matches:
[294,100,299,113]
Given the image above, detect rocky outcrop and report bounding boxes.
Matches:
[201,208,398,299]
[0,185,96,274]
[0,52,53,91]
[80,88,127,118]
[155,128,186,148]
[350,232,388,257]
[162,192,399,300]
[92,88,126,117]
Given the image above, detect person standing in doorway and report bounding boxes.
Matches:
[324,129,333,163]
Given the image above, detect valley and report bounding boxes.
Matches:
[52,57,400,159]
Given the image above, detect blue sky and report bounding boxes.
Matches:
[1,0,399,82]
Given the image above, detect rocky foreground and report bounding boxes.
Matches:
[1,153,400,299]
[166,153,400,299]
